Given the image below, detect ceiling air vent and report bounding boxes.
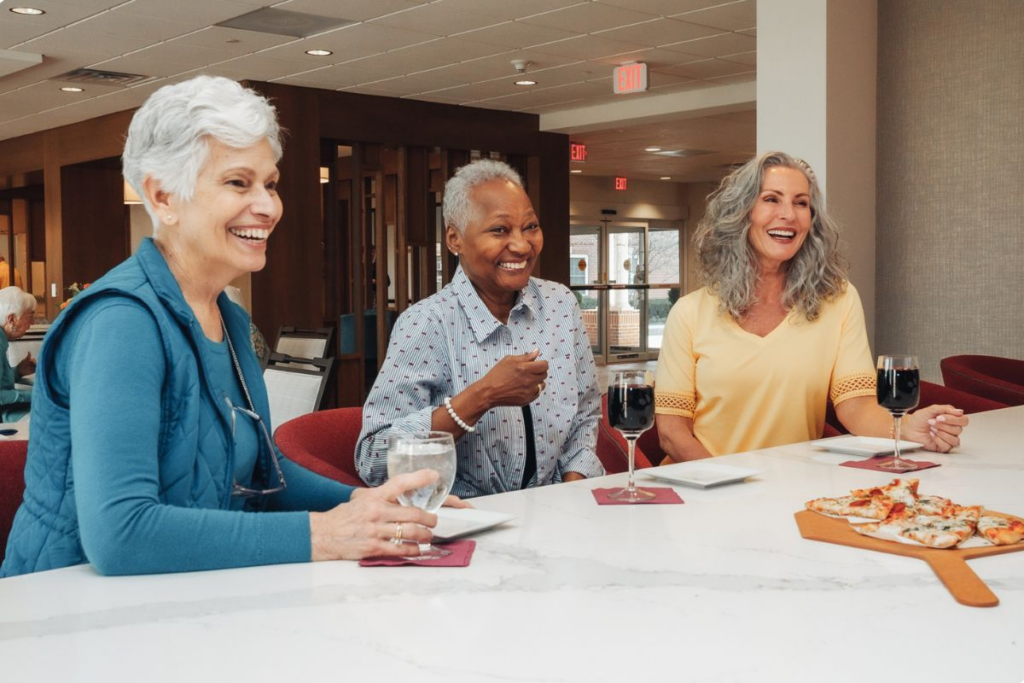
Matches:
[52,68,154,88]
[217,8,354,38]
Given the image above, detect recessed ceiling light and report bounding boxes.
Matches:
[660,176,671,180]
[60,86,84,93]
[10,7,46,15]
[645,146,662,152]
[514,79,537,86]
[306,49,332,57]
[570,169,582,174]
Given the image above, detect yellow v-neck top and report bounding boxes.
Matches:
[654,283,876,456]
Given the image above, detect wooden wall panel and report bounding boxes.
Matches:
[59,159,127,288]
[536,132,570,285]
[245,82,324,341]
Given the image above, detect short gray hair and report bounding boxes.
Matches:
[0,286,36,322]
[694,151,847,321]
[442,159,523,234]
[122,75,283,232]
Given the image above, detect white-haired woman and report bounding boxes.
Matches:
[2,76,447,578]
[0,286,36,421]
[356,159,604,497]
[655,151,967,460]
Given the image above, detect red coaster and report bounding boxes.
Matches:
[840,456,940,473]
[591,487,684,505]
[359,540,475,567]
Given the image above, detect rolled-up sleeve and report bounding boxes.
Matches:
[355,310,448,486]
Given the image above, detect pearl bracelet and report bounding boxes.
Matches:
[444,396,476,433]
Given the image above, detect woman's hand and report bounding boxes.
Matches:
[903,405,968,453]
[476,349,549,408]
[310,470,440,561]
[16,351,35,378]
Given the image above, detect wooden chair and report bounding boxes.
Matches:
[274,408,365,488]
[274,326,335,361]
[263,354,334,433]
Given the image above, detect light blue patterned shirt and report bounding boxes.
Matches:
[356,266,604,498]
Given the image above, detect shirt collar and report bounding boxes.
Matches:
[452,266,540,344]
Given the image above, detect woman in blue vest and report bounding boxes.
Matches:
[1,76,447,577]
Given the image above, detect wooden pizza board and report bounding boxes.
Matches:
[794,509,1024,607]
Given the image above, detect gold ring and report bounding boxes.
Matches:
[395,522,403,542]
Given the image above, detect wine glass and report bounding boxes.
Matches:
[607,370,656,502]
[876,355,921,472]
[387,431,457,559]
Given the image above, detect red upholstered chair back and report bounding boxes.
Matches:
[597,394,654,474]
[274,408,366,488]
[0,440,29,565]
[823,380,1007,436]
[940,355,1024,407]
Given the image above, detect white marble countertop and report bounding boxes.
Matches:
[2,407,1022,683]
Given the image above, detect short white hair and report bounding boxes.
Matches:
[442,159,523,234]
[0,286,36,322]
[122,75,283,232]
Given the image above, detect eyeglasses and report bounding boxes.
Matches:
[226,398,287,498]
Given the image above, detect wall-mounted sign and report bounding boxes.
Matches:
[615,176,628,191]
[570,142,588,162]
[613,63,648,94]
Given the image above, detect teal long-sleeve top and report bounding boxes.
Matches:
[52,299,353,575]
[0,328,31,421]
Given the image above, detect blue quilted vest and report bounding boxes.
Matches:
[1,238,274,577]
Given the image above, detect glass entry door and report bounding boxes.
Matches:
[570,221,682,364]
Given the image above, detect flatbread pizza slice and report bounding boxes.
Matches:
[806,494,894,520]
[850,478,920,506]
[977,514,1024,546]
[899,506,981,549]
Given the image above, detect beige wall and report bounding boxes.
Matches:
[569,175,689,223]
[876,0,1024,382]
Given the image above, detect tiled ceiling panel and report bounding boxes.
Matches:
[0,0,758,182]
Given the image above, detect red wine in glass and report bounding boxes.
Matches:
[608,384,655,434]
[876,355,920,471]
[606,371,656,502]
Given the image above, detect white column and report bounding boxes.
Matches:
[757,0,877,345]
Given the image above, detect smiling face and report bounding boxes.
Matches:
[446,179,543,311]
[158,137,282,286]
[747,166,813,273]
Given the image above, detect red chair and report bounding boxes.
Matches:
[824,380,1007,435]
[940,355,1024,407]
[0,440,29,565]
[597,394,653,474]
[274,408,366,488]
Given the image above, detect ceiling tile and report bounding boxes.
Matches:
[358,70,479,95]
[529,35,648,61]
[279,23,438,62]
[90,7,201,42]
[455,21,581,49]
[428,78,534,101]
[1,1,121,46]
[272,0,424,22]
[407,92,475,105]
[520,3,659,33]
[738,27,756,37]
[269,64,376,88]
[462,48,579,75]
[0,47,109,93]
[590,47,704,69]
[433,0,586,23]
[169,26,298,52]
[720,50,756,67]
[18,23,165,58]
[661,31,755,58]
[368,4,504,37]
[595,0,724,18]
[339,38,509,76]
[595,17,722,46]
[218,53,330,80]
[523,62,601,89]
[114,0,263,26]
[701,71,756,85]
[673,0,756,31]
[414,60,512,83]
[102,41,241,73]
[656,58,752,80]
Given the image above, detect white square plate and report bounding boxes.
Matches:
[641,463,761,489]
[433,508,514,542]
[809,435,924,457]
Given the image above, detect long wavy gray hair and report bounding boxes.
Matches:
[694,151,847,321]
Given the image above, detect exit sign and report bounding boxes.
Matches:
[613,63,648,94]
[570,142,588,162]
[615,177,628,191]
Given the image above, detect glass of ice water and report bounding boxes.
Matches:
[386,431,457,559]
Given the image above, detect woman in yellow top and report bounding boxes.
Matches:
[655,152,968,460]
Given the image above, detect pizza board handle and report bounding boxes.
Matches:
[925,553,998,607]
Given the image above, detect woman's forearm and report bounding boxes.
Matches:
[834,396,892,437]
[656,414,714,462]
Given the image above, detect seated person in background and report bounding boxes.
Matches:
[0,286,36,422]
[655,151,968,461]
[1,75,450,579]
[356,159,604,497]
